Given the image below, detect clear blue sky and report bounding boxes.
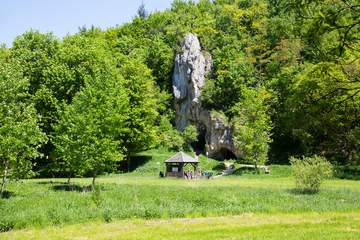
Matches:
[0,0,174,47]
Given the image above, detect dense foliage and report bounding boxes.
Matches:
[53,67,129,184]
[0,0,359,178]
[0,60,46,195]
[232,87,272,167]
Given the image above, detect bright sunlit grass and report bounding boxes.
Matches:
[2,211,360,240]
[1,149,359,237]
[1,174,360,232]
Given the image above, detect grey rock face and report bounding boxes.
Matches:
[173,33,209,131]
[172,33,240,160]
[206,115,242,160]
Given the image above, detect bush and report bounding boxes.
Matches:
[290,155,333,193]
[0,220,14,232]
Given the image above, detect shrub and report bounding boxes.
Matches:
[0,220,14,232]
[290,155,333,193]
[91,185,103,207]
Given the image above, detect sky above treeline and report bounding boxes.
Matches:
[0,0,174,47]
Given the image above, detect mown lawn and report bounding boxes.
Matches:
[2,211,360,239]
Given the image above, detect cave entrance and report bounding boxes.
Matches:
[193,124,206,155]
[214,148,237,161]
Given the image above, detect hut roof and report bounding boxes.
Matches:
[165,152,198,163]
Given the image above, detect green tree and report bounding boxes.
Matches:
[266,0,360,164]
[10,31,119,175]
[182,125,198,151]
[10,31,61,173]
[157,115,184,151]
[137,2,149,19]
[118,58,160,170]
[232,87,272,169]
[145,35,174,91]
[0,44,10,63]
[53,69,129,186]
[0,63,46,196]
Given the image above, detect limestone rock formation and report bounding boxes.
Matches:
[206,114,242,160]
[172,33,241,160]
[172,33,210,131]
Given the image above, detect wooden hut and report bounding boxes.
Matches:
[165,152,199,178]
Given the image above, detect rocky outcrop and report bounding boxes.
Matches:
[172,33,211,131]
[172,33,241,160]
[206,114,242,160]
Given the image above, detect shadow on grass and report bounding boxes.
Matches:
[287,188,318,195]
[212,162,226,172]
[233,167,260,176]
[118,155,153,172]
[0,222,14,232]
[0,190,15,199]
[51,184,93,192]
[36,181,69,185]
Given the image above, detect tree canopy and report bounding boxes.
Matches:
[1,0,359,179]
[0,61,46,195]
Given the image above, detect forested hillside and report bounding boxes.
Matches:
[0,0,359,181]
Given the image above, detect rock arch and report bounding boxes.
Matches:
[212,147,237,160]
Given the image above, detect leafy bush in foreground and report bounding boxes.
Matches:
[290,155,333,193]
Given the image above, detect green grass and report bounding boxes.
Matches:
[2,211,360,239]
[129,148,221,175]
[0,149,359,237]
[1,174,359,232]
[129,149,292,177]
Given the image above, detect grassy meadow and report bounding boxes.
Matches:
[1,149,359,239]
[2,211,360,240]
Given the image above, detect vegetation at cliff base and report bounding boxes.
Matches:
[1,0,359,184]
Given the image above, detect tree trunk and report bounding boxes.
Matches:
[67,174,71,184]
[127,153,131,173]
[92,175,96,189]
[254,159,259,174]
[1,160,9,197]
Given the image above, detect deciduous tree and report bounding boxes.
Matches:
[232,87,272,169]
[0,63,46,196]
[53,68,129,186]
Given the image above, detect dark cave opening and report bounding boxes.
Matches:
[193,124,206,155]
[213,148,237,160]
[191,124,237,160]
